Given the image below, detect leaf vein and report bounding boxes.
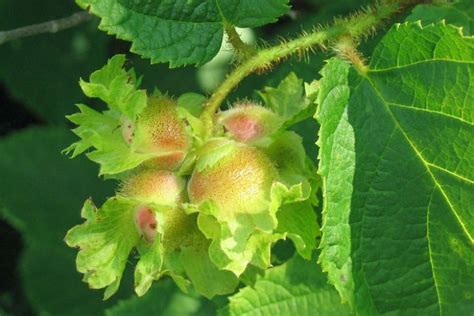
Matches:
[369,59,474,73]
[366,77,474,243]
[386,102,474,126]
[427,187,443,315]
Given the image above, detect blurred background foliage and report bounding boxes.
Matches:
[0,0,433,314]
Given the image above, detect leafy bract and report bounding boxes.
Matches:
[180,241,239,298]
[220,255,352,316]
[258,72,314,128]
[66,194,239,299]
[77,0,289,66]
[65,198,140,299]
[317,22,474,314]
[177,92,207,144]
[64,55,163,175]
[78,54,146,119]
[276,201,319,260]
[187,139,317,277]
[134,236,165,296]
[264,131,315,185]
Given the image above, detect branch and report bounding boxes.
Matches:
[200,0,423,138]
[0,12,92,46]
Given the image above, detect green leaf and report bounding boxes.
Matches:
[79,54,147,119]
[0,0,110,124]
[317,23,474,314]
[105,280,205,316]
[177,93,207,118]
[407,1,474,35]
[65,55,166,175]
[316,58,355,306]
[177,93,207,143]
[65,198,141,299]
[218,0,289,27]
[65,104,156,175]
[189,139,316,276]
[79,0,222,67]
[0,127,129,315]
[180,241,239,299]
[79,0,289,66]
[276,201,319,260]
[193,180,310,277]
[134,237,165,296]
[220,255,352,316]
[258,73,314,128]
[264,131,315,185]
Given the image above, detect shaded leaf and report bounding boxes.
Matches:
[220,255,352,316]
[79,0,289,66]
[218,0,289,27]
[276,201,319,260]
[258,72,313,128]
[407,1,473,35]
[181,241,239,299]
[0,127,128,315]
[105,280,206,316]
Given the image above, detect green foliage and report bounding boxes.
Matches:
[65,198,140,299]
[316,58,355,306]
[220,255,352,316]
[79,54,147,119]
[317,22,474,314]
[105,281,205,316]
[78,0,289,66]
[1,0,473,315]
[217,0,289,27]
[0,128,120,315]
[64,55,155,175]
[258,72,311,128]
[407,1,474,34]
[276,201,319,259]
[63,53,320,299]
[186,139,317,276]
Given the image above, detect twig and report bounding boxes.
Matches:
[224,24,256,58]
[0,11,92,45]
[199,1,408,138]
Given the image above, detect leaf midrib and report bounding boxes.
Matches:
[386,102,474,128]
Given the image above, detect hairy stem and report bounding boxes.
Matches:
[200,0,418,137]
[0,12,92,45]
[224,24,256,58]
